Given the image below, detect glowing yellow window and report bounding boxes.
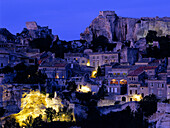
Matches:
[87,59,90,66]
[55,73,59,79]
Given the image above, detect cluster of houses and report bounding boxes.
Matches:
[1,46,169,102]
[0,22,170,121]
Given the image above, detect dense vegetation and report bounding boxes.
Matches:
[13,63,47,84]
[146,30,170,58]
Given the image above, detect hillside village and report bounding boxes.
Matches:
[0,11,170,128]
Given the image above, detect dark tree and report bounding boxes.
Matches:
[0,66,14,74]
[29,36,52,52]
[97,84,107,99]
[45,107,56,122]
[140,94,158,117]
[91,35,109,52]
[66,81,78,92]
[4,116,20,128]
[0,107,5,117]
[22,115,34,128]
[32,114,43,128]
[95,66,102,77]
[146,30,158,43]
[76,92,92,105]
[13,63,47,84]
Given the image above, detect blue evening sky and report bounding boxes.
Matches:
[0,0,170,41]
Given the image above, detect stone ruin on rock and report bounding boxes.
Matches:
[26,21,38,30]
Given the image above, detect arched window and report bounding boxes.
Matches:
[110,79,118,84]
[120,79,127,85]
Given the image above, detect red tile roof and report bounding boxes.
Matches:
[144,66,157,70]
[128,66,158,76]
[128,67,145,76]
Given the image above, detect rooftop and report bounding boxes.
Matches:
[128,67,145,76]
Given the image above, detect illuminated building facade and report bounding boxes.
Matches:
[106,65,130,95]
[89,52,119,70]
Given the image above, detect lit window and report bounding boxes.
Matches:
[55,73,59,79]
[111,88,113,93]
[108,87,110,92]
[120,79,127,85]
[114,88,117,93]
[110,87,112,92]
[87,59,90,66]
[151,88,154,94]
[113,73,116,75]
[123,73,126,75]
[110,79,118,84]
[117,73,120,75]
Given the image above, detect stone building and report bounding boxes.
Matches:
[88,51,119,70]
[147,78,167,100]
[127,67,145,101]
[0,49,10,69]
[64,53,82,63]
[106,65,130,95]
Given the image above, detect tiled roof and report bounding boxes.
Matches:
[128,66,158,76]
[144,66,157,70]
[128,67,145,76]
[40,61,67,67]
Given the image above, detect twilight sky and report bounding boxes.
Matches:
[0,0,170,41]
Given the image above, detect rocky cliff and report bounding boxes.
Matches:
[80,11,170,42]
[0,28,16,43]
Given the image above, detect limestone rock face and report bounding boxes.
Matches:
[80,11,170,42]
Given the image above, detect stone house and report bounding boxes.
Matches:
[106,65,130,95]
[88,51,120,70]
[147,79,167,100]
[127,67,145,101]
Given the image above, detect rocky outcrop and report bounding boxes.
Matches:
[80,11,170,42]
[15,22,54,45]
[0,28,16,43]
[21,21,53,39]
